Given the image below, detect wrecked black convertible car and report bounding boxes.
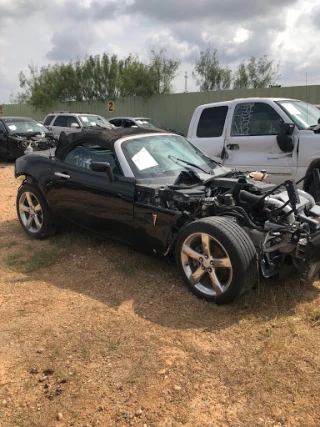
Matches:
[0,117,57,160]
[15,128,320,304]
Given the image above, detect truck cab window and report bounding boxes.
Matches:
[231,102,282,136]
[196,106,228,138]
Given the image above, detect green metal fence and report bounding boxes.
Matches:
[2,85,320,136]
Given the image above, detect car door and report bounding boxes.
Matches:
[188,105,229,163]
[46,142,135,244]
[51,115,68,137]
[43,115,55,128]
[66,115,81,133]
[223,101,297,184]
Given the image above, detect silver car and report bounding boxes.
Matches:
[43,112,114,137]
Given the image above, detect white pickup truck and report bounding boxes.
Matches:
[187,97,320,199]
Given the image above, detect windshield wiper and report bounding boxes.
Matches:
[168,155,208,173]
[198,151,223,166]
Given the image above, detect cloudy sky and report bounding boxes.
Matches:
[1,0,320,103]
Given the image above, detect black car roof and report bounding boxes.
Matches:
[55,127,166,160]
[1,116,34,122]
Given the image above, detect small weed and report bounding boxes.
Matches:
[0,240,18,249]
[53,231,98,251]
[26,247,59,272]
[311,310,320,326]
[47,342,61,360]
[2,252,25,271]
[116,261,137,275]
[80,345,91,361]
[18,309,27,317]
[2,247,59,273]
[53,233,79,250]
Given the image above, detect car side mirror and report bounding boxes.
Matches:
[276,123,295,152]
[90,161,114,183]
[71,123,80,129]
[281,123,295,136]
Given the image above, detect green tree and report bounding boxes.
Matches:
[108,54,120,99]
[12,49,181,108]
[119,55,156,98]
[193,47,232,91]
[16,63,61,109]
[119,50,180,98]
[233,56,280,89]
[13,55,122,108]
[149,49,180,94]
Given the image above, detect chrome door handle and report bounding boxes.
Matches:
[54,172,70,179]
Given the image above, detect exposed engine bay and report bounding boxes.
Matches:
[136,172,320,282]
[8,132,57,158]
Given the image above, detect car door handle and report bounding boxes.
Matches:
[54,172,70,179]
[226,144,239,150]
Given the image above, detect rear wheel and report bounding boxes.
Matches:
[175,217,257,304]
[16,184,55,239]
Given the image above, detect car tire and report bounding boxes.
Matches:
[16,184,55,239]
[175,217,257,305]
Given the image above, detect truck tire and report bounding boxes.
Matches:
[307,168,320,204]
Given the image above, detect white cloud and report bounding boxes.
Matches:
[233,28,251,45]
[1,0,320,103]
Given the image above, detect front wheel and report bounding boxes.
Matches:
[175,217,257,305]
[16,184,55,239]
[307,169,320,204]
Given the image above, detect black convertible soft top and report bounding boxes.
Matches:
[55,127,166,160]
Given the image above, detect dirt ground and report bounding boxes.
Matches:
[0,162,320,427]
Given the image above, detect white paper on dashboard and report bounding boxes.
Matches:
[132,147,158,170]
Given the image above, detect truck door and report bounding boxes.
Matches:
[188,105,228,163]
[223,101,297,185]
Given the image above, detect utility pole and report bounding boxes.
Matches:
[184,71,188,93]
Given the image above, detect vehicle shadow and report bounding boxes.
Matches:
[0,160,14,168]
[1,219,319,333]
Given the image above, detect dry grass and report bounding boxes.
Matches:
[0,162,319,427]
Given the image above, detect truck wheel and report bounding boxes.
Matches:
[16,184,55,239]
[175,217,257,305]
[308,169,320,204]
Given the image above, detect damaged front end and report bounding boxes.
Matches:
[8,132,57,159]
[242,180,320,282]
[135,170,320,283]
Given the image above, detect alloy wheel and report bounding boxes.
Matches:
[18,191,43,233]
[181,232,233,296]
